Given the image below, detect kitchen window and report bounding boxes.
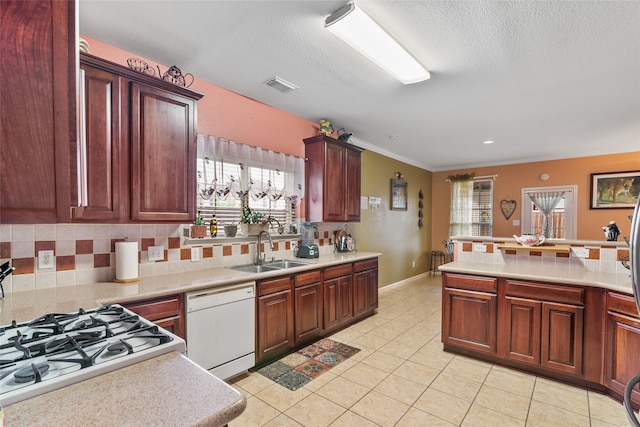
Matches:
[449,176,494,237]
[521,185,577,239]
[196,134,304,233]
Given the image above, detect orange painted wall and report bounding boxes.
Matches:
[431,152,640,249]
[81,36,317,157]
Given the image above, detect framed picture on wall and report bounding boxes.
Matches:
[590,170,640,209]
[391,179,408,211]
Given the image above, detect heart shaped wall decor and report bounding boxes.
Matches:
[500,200,517,220]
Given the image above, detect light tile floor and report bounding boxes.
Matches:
[229,275,635,426]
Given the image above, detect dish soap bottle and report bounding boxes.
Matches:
[210,215,218,237]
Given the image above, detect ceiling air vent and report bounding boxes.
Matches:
[263,76,298,93]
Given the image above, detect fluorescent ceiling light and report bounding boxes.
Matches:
[325,2,430,84]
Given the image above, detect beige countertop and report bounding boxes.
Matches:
[0,252,379,425]
[3,352,246,427]
[439,261,633,294]
[0,252,381,324]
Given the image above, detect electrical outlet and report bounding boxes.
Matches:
[572,247,590,258]
[412,260,416,268]
[183,227,190,237]
[148,245,164,261]
[191,247,201,262]
[38,250,55,269]
[473,244,487,253]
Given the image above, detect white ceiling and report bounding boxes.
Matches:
[79,1,640,171]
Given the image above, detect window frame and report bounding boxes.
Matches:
[521,185,577,239]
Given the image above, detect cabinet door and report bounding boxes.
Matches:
[130,82,196,222]
[366,268,379,311]
[257,289,294,363]
[323,275,353,331]
[354,268,378,317]
[443,287,497,355]
[541,301,583,375]
[606,312,640,409]
[1,0,74,223]
[72,63,123,221]
[123,294,185,339]
[323,142,346,222]
[344,147,361,222]
[153,315,183,338]
[502,296,541,366]
[295,282,322,344]
[338,275,353,324]
[324,277,341,330]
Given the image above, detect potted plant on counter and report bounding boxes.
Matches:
[239,207,281,235]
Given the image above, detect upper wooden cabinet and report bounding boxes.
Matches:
[73,53,203,222]
[1,0,76,223]
[303,135,363,222]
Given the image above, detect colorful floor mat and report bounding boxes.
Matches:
[256,338,360,391]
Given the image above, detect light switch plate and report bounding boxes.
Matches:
[191,247,201,262]
[571,247,589,258]
[148,245,164,261]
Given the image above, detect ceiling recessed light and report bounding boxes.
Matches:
[483,140,495,144]
[263,76,299,93]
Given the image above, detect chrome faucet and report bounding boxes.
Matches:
[255,230,274,265]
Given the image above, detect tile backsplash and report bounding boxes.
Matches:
[452,238,630,275]
[0,223,342,293]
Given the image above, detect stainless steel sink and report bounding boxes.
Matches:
[229,264,282,273]
[264,259,315,269]
[229,259,314,273]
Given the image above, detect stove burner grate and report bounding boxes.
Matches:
[106,340,133,355]
[14,362,50,383]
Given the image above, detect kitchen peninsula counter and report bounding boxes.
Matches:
[439,259,639,411]
[0,252,381,324]
[3,351,246,427]
[439,260,633,295]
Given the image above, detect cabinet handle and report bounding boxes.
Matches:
[77,68,88,207]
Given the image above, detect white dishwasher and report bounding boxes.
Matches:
[186,281,256,380]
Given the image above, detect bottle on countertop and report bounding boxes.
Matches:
[210,215,218,237]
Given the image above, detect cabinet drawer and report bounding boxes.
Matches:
[324,264,353,280]
[295,269,321,287]
[607,292,640,319]
[258,276,293,296]
[354,258,378,273]
[124,294,183,320]
[505,280,584,305]
[443,273,497,293]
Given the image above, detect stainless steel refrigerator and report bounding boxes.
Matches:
[626,197,640,426]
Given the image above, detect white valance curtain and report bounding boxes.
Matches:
[527,191,565,238]
[196,133,305,204]
[449,179,474,237]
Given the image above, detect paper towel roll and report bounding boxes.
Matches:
[115,241,139,282]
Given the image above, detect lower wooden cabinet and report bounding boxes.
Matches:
[442,273,498,355]
[605,292,640,409]
[255,259,379,366]
[501,280,584,376]
[256,276,295,363]
[294,270,323,343]
[123,294,185,339]
[354,259,378,317]
[442,272,639,411]
[323,264,353,332]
